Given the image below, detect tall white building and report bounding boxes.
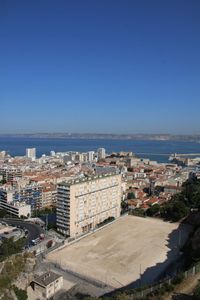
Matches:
[97,148,106,160]
[87,151,94,162]
[50,151,56,156]
[56,173,121,237]
[26,148,36,161]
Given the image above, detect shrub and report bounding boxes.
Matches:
[163,283,174,292]
[96,217,115,228]
[13,285,28,300]
[171,273,184,285]
[127,192,135,199]
[194,283,200,300]
[146,204,160,217]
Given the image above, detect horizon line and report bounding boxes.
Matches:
[0,132,200,137]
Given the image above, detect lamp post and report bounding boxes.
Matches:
[140,264,142,290]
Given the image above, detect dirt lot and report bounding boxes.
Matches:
[47,216,192,289]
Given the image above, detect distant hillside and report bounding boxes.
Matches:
[1,133,200,142]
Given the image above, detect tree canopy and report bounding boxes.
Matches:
[161,177,200,222]
[0,237,26,261]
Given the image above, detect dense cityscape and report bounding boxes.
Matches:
[1,146,200,299]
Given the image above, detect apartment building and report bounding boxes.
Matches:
[26,148,36,161]
[0,189,31,217]
[56,173,121,237]
[0,199,31,217]
[87,151,95,162]
[0,183,42,213]
[0,167,22,183]
[41,183,57,208]
[97,148,106,160]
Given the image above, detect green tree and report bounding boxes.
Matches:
[146,204,160,216]
[0,276,11,290]
[127,192,135,199]
[162,200,189,222]
[154,186,164,195]
[13,286,28,300]
[0,179,6,184]
[130,208,145,217]
[121,200,128,210]
[171,201,188,221]
[0,237,26,261]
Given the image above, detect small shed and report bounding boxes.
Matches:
[32,271,63,299]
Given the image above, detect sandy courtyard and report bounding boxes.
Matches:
[47,216,192,288]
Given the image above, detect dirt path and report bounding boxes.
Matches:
[164,273,200,299]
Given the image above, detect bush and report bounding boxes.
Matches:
[129,208,145,217]
[194,283,200,300]
[161,178,200,222]
[149,283,174,297]
[0,237,26,261]
[115,293,131,300]
[96,217,115,228]
[13,286,28,300]
[163,283,174,292]
[0,276,11,290]
[161,200,189,222]
[171,273,184,285]
[146,204,160,217]
[121,201,128,210]
[127,192,135,199]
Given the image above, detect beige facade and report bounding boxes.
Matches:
[41,184,57,208]
[33,271,63,299]
[56,174,122,237]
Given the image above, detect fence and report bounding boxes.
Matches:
[53,261,110,289]
[44,242,63,255]
[126,261,200,299]
[34,241,63,257]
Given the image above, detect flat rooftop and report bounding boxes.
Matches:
[58,172,120,186]
[47,215,192,289]
[33,271,62,287]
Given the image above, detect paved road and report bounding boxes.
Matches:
[0,218,44,245]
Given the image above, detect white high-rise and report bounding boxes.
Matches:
[50,151,56,156]
[87,151,94,162]
[26,148,36,161]
[97,148,106,160]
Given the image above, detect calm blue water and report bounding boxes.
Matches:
[0,137,200,163]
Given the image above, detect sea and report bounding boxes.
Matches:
[0,136,200,163]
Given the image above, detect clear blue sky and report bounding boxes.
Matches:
[1,0,200,134]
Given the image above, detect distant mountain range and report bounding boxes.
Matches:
[1,133,200,142]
